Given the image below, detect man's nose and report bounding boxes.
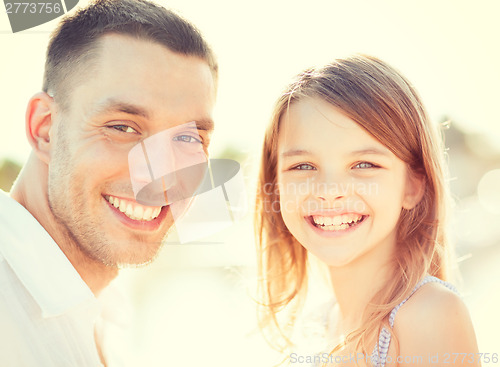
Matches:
[143,139,178,191]
[128,135,179,205]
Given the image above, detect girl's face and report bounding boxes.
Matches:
[277,97,422,267]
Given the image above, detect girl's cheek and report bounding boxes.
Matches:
[279,189,306,212]
[278,174,309,196]
[357,175,405,207]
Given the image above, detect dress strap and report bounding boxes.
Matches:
[388,275,459,328]
[371,275,459,367]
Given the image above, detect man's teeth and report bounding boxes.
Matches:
[104,195,162,221]
[312,213,363,230]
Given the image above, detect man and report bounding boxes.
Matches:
[0,0,217,365]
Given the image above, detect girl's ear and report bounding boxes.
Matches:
[25,92,56,165]
[403,171,426,210]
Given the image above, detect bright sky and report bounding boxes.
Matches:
[1,0,500,164]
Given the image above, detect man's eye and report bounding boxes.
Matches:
[111,125,138,134]
[353,162,379,169]
[291,163,316,170]
[173,135,202,143]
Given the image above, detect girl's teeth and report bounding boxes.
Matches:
[311,214,363,231]
[320,223,350,231]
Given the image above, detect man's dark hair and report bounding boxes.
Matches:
[42,0,218,108]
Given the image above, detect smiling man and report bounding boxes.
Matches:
[0,0,217,365]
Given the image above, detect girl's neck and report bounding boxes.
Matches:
[328,236,397,335]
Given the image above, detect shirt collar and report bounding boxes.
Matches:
[0,190,96,318]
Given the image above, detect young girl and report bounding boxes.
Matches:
[255,55,480,366]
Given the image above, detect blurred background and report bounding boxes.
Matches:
[1,0,499,365]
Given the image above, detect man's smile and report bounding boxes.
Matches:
[104,194,162,221]
[102,194,170,232]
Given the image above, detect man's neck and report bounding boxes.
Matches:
[10,154,118,296]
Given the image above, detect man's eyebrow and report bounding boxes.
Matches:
[92,98,214,132]
[187,119,214,132]
[92,98,150,119]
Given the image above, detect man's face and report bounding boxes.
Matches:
[47,34,216,267]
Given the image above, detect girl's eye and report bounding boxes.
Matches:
[353,162,378,169]
[291,163,316,170]
[111,125,138,134]
[173,135,202,144]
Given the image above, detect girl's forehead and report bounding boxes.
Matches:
[278,97,389,154]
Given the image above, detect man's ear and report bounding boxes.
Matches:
[402,170,426,210]
[25,92,56,165]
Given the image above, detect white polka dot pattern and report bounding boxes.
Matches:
[370,276,459,367]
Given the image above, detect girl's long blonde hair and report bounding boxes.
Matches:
[255,54,452,356]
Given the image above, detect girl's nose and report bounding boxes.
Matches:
[313,172,350,203]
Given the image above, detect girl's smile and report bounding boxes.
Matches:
[306,212,369,237]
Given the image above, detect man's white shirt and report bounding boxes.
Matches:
[0,190,128,366]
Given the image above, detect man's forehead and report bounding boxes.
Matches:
[96,33,211,70]
[62,35,216,131]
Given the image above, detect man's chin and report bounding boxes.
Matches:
[93,235,166,268]
[106,249,162,269]
[116,257,157,269]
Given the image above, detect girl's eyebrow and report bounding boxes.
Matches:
[280,149,312,158]
[351,147,392,157]
[281,147,391,158]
